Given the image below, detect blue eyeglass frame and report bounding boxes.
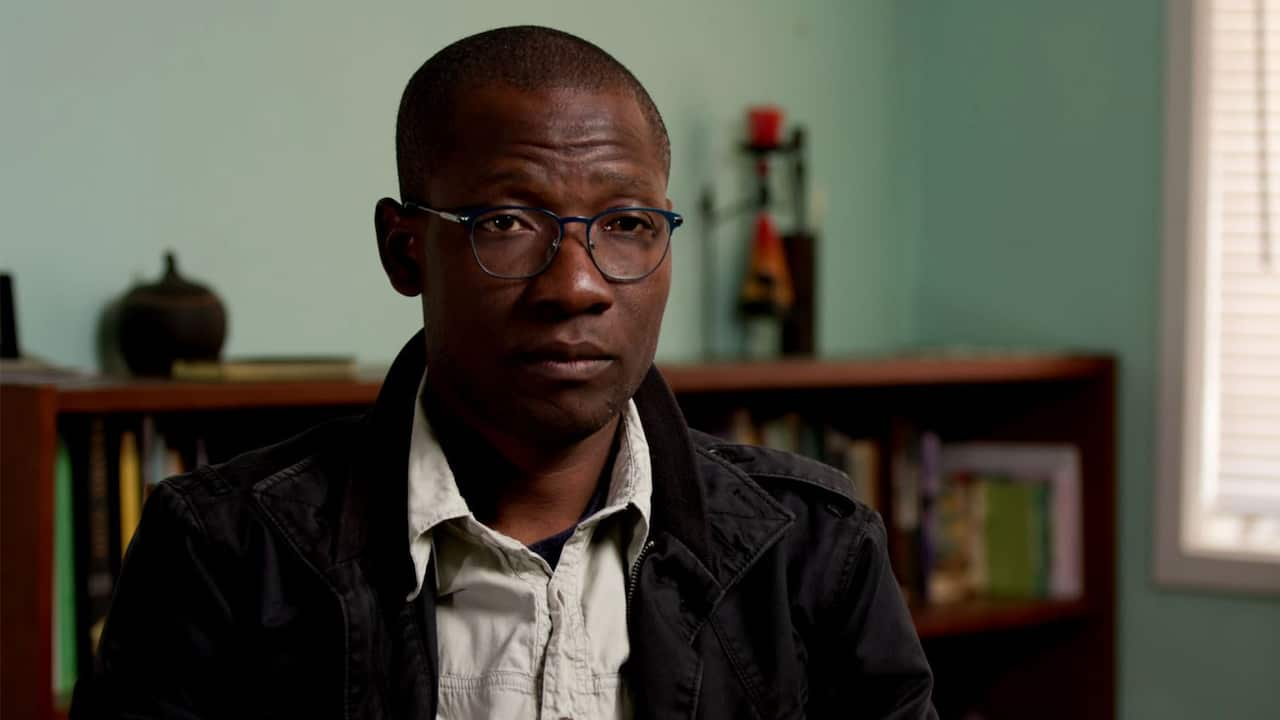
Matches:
[404,202,684,282]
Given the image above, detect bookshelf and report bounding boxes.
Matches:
[1,353,1116,720]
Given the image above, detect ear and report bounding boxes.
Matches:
[375,197,424,297]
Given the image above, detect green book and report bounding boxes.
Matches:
[982,477,1038,598]
[53,440,78,705]
[1030,480,1052,597]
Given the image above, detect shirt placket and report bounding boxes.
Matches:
[546,519,603,720]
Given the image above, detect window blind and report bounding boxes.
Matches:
[1208,0,1280,514]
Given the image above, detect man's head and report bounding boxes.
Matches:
[393,26,670,202]
[376,26,675,452]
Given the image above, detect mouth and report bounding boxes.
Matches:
[512,342,616,382]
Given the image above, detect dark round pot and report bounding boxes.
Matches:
[118,252,227,376]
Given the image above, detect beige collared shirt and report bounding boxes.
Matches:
[406,375,652,719]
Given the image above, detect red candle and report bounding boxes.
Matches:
[748,105,784,149]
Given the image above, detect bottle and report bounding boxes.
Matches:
[739,210,794,359]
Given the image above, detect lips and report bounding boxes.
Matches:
[511,341,615,382]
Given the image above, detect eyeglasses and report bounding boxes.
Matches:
[405,203,683,282]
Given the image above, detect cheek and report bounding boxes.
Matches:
[625,267,672,353]
[424,257,521,354]
[648,257,673,326]
[423,242,489,351]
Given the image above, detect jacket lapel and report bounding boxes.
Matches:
[627,368,795,719]
[360,330,438,718]
[252,331,438,719]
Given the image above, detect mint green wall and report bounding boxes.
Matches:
[906,2,1280,719]
[1,0,913,370]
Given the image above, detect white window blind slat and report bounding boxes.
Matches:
[1208,0,1280,516]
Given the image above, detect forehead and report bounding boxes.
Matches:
[452,83,653,146]
[429,84,665,198]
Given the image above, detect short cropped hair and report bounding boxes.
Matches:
[395,25,671,202]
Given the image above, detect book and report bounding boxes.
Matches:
[927,472,982,605]
[140,415,162,501]
[889,420,924,603]
[760,413,801,453]
[982,476,1041,598]
[824,429,882,511]
[938,443,1083,599]
[118,430,142,558]
[796,421,823,461]
[848,439,881,511]
[194,435,208,468]
[918,432,942,603]
[170,447,188,476]
[729,408,762,446]
[83,418,113,656]
[171,355,357,382]
[53,440,78,706]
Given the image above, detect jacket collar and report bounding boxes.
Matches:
[357,329,427,596]
[348,330,725,595]
[631,360,714,570]
[257,330,790,604]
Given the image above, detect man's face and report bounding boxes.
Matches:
[410,84,672,443]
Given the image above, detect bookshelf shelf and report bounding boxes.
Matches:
[912,599,1090,640]
[53,377,383,413]
[2,352,1116,720]
[35,352,1112,413]
[661,354,1110,392]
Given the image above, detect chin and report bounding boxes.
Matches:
[436,351,642,445]
[517,390,626,443]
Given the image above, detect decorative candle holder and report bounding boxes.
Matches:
[701,114,815,360]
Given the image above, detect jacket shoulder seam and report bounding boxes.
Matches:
[749,470,857,505]
[691,434,858,506]
[160,478,210,538]
[694,446,797,516]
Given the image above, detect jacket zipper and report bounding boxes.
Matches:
[625,539,656,619]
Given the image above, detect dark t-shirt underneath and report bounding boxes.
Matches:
[525,464,612,569]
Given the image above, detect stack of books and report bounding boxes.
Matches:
[888,433,1083,606]
[170,356,357,382]
[704,408,1084,608]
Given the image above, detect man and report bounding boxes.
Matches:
[73,26,935,719]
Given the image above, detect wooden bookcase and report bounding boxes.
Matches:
[1,354,1115,720]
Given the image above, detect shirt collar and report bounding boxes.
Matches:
[405,371,652,600]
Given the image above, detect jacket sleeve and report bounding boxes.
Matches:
[70,481,236,719]
[809,508,938,719]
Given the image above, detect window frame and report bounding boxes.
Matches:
[1155,0,1280,595]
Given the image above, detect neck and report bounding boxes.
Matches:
[421,381,621,545]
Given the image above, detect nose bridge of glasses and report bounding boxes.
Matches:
[556,215,594,243]
[534,216,610,288]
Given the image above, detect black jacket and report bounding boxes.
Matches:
[72,334,936,719]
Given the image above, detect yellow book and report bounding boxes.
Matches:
[171,356,356,382]
[118,430,142,557]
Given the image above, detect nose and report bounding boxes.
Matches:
[523,221,614,318]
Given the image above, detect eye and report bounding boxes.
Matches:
[601,211,658,233]
[476,213,530,233]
